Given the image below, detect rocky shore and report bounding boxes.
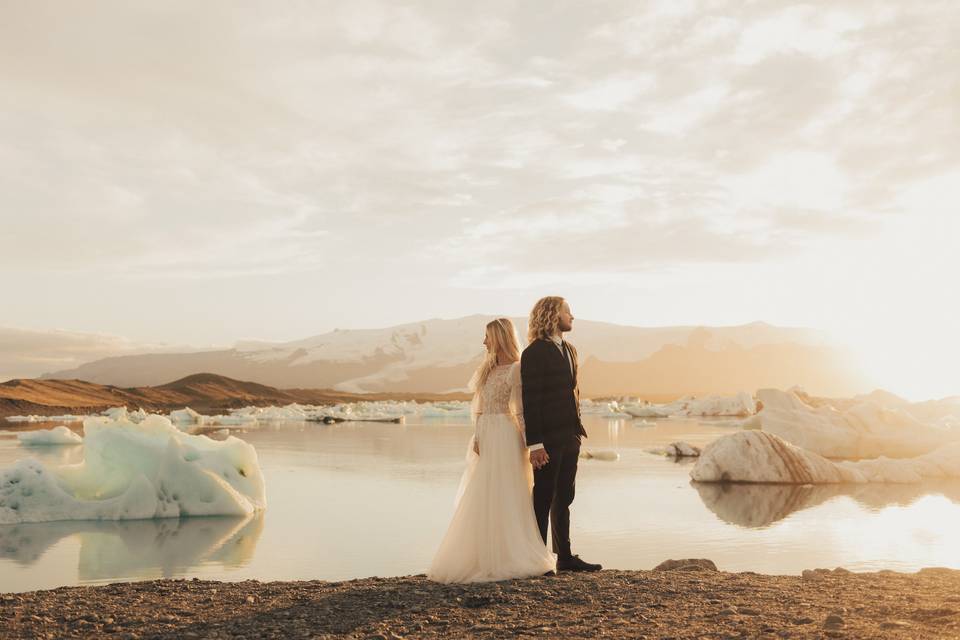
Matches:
[3,562,960,639]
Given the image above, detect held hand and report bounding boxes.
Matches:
[530,448,549,470]
[473,439,479,455]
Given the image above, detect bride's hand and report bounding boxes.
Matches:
[473,439,479,455]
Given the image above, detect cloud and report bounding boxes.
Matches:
[0,0,957,345]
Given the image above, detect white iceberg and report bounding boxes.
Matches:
[220,400,472,424]
[690,430,960,484]
[0,414,266,524]
[756,388,960,459]
[17,426,83,446]
[622,392,756,419]
[50,414,87,422]
[580,400,633,418]
[6,414,87,423]
[691,431,852,483]
[101,407,129,421]
[168,407,206,425]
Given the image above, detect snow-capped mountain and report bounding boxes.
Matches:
[40,315,867,397]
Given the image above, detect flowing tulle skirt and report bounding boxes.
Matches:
[428,413,556,583]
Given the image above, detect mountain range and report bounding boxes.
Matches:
[37,316,869,398]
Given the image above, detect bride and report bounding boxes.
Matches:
[428,317,556,583]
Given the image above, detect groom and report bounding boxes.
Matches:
[521,296,601,572]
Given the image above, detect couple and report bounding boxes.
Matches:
[428,296,602,583]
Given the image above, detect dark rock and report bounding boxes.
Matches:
[653,559,718,572]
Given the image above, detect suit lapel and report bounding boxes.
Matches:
[561,341,576,384]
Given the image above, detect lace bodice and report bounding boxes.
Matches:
[471,362,524,428]
[478,366,514,413]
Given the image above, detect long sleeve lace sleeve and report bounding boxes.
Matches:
[508,361,526,440]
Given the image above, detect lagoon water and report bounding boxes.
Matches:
[2,415,960,593]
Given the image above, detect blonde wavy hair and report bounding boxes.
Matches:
[469,318,521,392]
[527,296,565,343]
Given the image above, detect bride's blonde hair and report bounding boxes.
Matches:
[527,296,565,343]
[469,318,521,391]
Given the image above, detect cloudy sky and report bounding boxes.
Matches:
[1,1,957,397]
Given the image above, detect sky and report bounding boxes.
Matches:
[1,1,957,398]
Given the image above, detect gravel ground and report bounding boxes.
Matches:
[3,563,960,639]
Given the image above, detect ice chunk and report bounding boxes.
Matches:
[17,426,83,446]
[102,407,129,421]
[657,441,700,457]
[691,430,960,484]
[580,449,619,461]
[0,414,266,524]
[623,392,756,419]
[757,388,960,459]
[168,407,205,425]
[690,431,855,483]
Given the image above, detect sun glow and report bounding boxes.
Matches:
[826,172,960,400]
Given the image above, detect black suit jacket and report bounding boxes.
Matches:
[521,338,587,448]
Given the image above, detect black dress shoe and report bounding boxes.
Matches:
[542,569,557,576]
[556,555,602,572]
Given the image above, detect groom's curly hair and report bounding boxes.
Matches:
[527,296,565,343]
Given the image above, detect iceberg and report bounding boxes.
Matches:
[690,430,960,484]
[17,426,83,446]
[649,441,700,457]
[168,407,206,425]
[756,388,960,459]
[5,414,86,423]
[0,414,266,524]
[622,392,756,419]
[690,431,852,483]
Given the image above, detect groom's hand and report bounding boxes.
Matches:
[530,449,549,470]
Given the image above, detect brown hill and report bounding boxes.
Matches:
[0,373,470,419]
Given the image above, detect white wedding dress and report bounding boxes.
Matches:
[428,362,556,583]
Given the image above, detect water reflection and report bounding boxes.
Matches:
[693,480,960,528]
[4,415,960,590]
[0,513,263,581]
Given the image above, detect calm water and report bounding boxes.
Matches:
[2,415,960,593]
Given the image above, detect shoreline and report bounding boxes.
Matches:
[3,565,960,639]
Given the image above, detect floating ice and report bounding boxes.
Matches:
[17,426,83,446]
[168,407,206,425]
[5,414,86,423]
[690,430,960,484]
[580,400,633,418]
[580,449,619,461]
[622,392,756,419]
[650,441,700,457]
[223,400,471,424]
[756,388,960,459]
[102,407,129,421]
[0,414,266,524]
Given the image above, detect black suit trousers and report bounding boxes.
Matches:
[532,438,580,560]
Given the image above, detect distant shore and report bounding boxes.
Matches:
[0,372,694,420]
[3,564,959,639]
[0,373,472,420]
